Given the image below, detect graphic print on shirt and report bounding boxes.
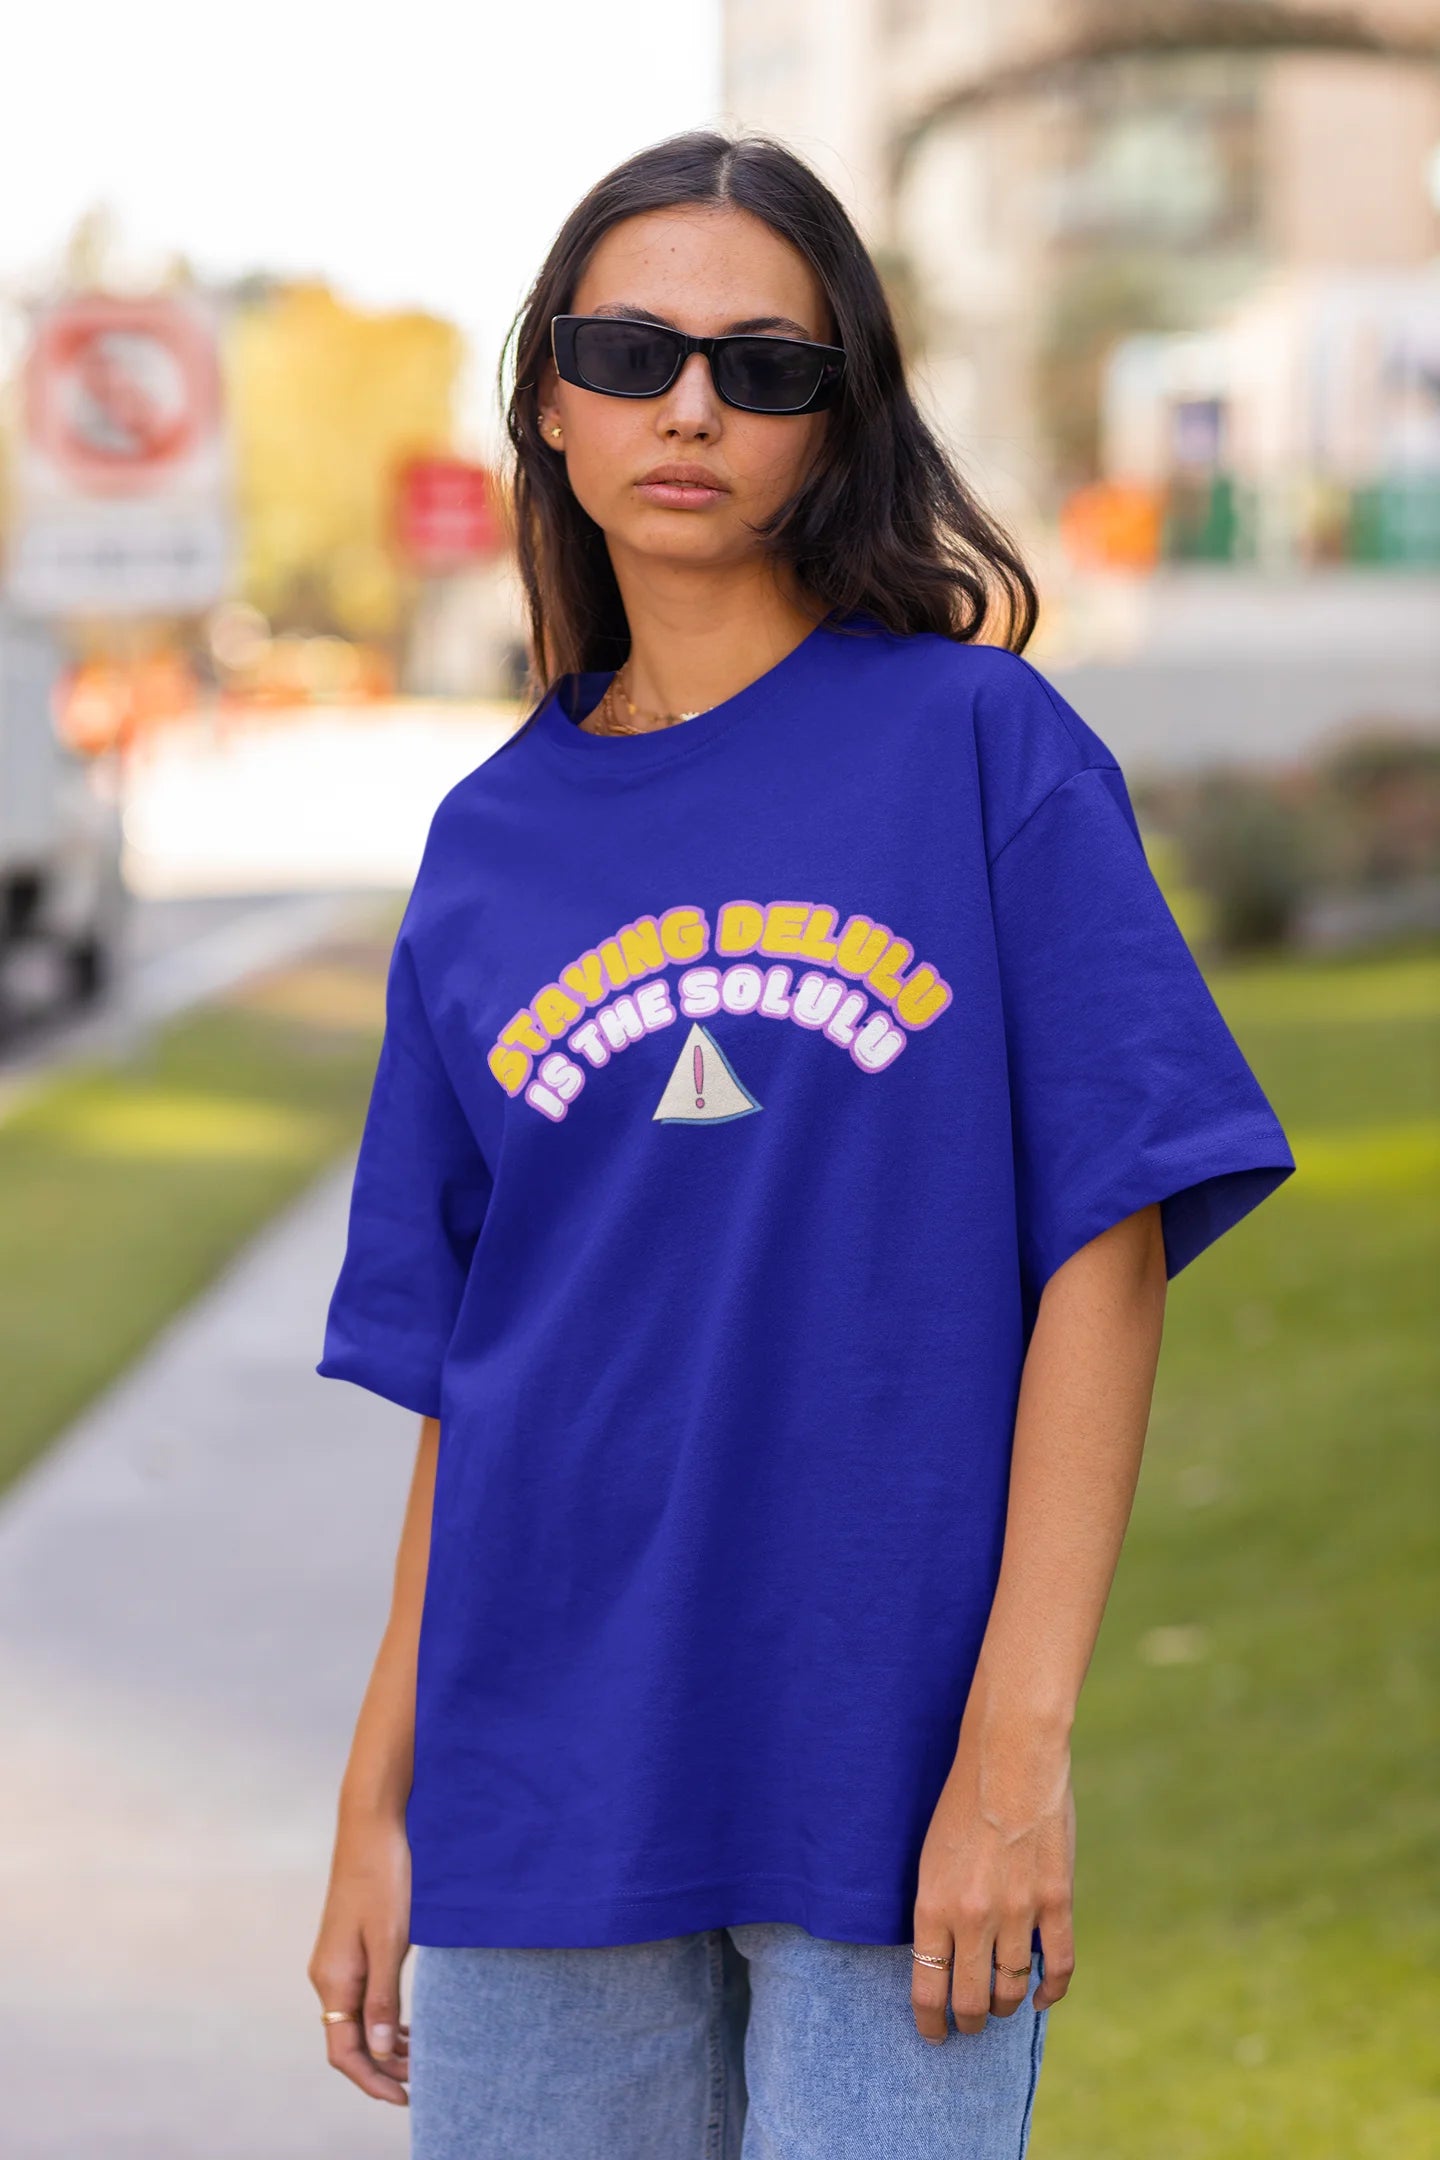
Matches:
[487,896,954,1125]
[652,1022,761,1125]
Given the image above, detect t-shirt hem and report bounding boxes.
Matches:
[409,1873,915,1949]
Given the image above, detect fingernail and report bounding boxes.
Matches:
[369,2024,394,2056]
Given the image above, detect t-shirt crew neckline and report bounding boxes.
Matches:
[531,609,856,780]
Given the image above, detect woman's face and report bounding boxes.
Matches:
[537,206,835,576]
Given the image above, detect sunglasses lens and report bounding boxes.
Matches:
[571,320,678,395]
[716,338,828,412]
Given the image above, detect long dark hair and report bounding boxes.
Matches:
[497,127,1038,697]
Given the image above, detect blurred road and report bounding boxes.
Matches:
[1048,568,1440,771]
[0,1154,418,2158]
[0,889,390,1116]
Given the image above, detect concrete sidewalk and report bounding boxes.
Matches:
[0,1156,420,2158]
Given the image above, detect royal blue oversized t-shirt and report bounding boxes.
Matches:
[316,609,1295,1949]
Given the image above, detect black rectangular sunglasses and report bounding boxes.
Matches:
[550,314,847,416]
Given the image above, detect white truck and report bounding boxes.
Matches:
[0,609,128,1030]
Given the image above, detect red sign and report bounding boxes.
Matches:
[24,294,222,496]
[396,458,502,570]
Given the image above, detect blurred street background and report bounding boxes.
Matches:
[0,4,1436,2156]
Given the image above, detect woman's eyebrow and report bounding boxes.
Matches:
[587,301,818,340]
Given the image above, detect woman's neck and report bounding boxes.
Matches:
[606,568,828,732]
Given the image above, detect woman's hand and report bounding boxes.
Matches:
[910,1706,1076,2043]
[307,1805,413,2105]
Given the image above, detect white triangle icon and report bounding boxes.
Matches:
[652,1021,761,1124]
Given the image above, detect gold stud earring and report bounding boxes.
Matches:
[550,425,562,440]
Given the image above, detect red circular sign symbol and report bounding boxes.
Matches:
[26,297,221,493]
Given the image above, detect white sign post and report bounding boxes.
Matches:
[5,291,235,617]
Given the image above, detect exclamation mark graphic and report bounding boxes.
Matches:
[693,1043,705,1108]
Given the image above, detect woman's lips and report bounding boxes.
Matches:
[635,480,728,509]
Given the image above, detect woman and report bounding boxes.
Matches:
[308,129,1294,2156]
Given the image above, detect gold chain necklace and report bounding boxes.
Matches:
[584,661,712,737]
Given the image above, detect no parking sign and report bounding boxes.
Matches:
[6,292,234,616]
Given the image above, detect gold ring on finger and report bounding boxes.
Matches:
[995,1962,1032,1980]
[910,1949,953,1969]
[320,2009,359,2025]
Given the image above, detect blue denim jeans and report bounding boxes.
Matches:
[408,1924,1048,2158]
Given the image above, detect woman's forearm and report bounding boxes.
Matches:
[337,1413,440,1825]
[310,1413,437,2101]
[911,1202,1169,2037]
[966,1201,1168,1765]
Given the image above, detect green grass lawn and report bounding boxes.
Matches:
[0,903,402,1496]
[1033,946,1440,2157]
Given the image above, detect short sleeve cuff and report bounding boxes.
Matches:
[1159,1157,1295,1278]
[1029,1143,1295,1298]
[315,1342,444,1421]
